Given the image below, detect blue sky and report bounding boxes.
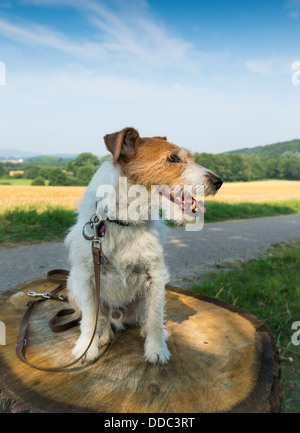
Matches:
[0,0,300,156]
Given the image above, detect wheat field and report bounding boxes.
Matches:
[0,185,86,211]
[210,180,300,203]
[0,180,300,211]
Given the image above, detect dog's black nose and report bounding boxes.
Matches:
[211,175,223,190]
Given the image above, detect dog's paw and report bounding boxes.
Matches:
[99,327,114,347]
[140,325,147,339]
[72,335,100,363]
[144,338,171,365]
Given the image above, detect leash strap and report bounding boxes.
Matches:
[49,308,80,333]
[16,247,103,372]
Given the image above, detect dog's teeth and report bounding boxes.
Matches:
[190,202,196,211]
[192,194,202,201]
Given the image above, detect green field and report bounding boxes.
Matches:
[0,178,50,186]
[204,199,300,222]
[0,178,33,186]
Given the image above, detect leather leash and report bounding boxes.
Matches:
[16,216,105,372]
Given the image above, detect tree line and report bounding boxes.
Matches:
[194,151,300,181]
[0,153,110,186]
[1,149,300,185]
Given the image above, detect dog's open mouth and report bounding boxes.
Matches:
[160,190,206,214]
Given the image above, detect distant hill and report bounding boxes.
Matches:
[26,153,79,162]
[228,139,300,157]
[0,149,78,161]
[0,149,42,160]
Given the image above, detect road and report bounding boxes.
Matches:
[1,214,300,291]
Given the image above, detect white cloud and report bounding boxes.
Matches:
[2,61,298,156]
[0,18,105,57]
[286,0,300,6]
[245,57,293,77]
[246,59,272,76]
[16,0,210,72]
[288,10,299,19]
[285,0,300,19]
[6,67,207,103]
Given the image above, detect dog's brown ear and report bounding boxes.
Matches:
[104,127,139,163]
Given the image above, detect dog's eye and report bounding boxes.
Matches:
[167,153,180,163]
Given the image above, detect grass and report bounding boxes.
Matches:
[185,240,300,413]
[0,177,51,186]
[164,199,300,227]
[1,178,52,186]
[204,199,300,222]
[0,178,34,186]
[0,205,77,245]
[0,199,300,247]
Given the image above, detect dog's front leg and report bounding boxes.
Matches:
[68,270,112,362]
[143,271,170,365]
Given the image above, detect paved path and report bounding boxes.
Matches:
[1,214,300,292]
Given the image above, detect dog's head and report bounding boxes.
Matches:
[104,127,223,222]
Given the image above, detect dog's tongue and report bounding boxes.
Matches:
[196,200,206,213]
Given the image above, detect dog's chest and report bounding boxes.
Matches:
[100,253,151,298]
[99,227,160,306]
[101,253,152,277]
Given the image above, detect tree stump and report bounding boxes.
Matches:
[0,276,282,413]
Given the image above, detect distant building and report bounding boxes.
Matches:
[1,158,24,164]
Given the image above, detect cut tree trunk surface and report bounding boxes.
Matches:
[0,277,282,413]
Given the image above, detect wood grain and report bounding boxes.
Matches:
[0,278,282,413]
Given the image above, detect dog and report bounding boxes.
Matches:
[65,127,223,364]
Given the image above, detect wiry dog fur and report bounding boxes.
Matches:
[65,127,223,364]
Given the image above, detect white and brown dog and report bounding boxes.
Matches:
[65,127,223,364]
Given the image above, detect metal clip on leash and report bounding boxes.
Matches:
[27,291,66,301]
[83,214,106,263]
[83,214,106,242]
